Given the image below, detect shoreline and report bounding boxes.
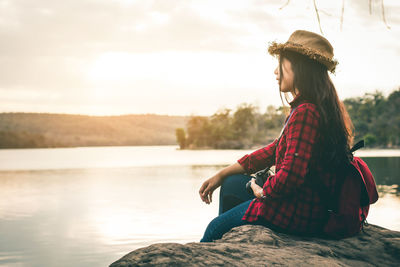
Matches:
[354,149,400,157]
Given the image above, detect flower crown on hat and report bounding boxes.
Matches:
[268,30,338,73]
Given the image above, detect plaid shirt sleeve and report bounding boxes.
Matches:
[262,104,319,198]
[237,139,278,174]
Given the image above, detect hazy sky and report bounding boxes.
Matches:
[0,0,399,115]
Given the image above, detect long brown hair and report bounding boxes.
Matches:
[279,50,354,167]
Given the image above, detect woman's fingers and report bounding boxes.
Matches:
[199,181,207,195]
[199,177,218,204]
[199,181,209,201]
[204,186,212,204]
[202,185,214,204]
[199,182,210,203]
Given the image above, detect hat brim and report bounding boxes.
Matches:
[268,41,338,73]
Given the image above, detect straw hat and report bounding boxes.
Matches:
[268,30,338,73]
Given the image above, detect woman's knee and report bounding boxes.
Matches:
[202,200,253,242]
[219,174,253,215]
[221,174,251,191]
[201,216,220,241]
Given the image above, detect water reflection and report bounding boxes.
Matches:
[0,166,220,266]
[368,185,400,231]
[361,157,400,185]
[377,184,400,197]
[0,151,399,267]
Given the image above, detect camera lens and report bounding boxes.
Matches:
[245,181,253,195]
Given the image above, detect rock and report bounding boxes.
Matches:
[110,224,400,266]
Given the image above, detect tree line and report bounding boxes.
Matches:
[176,104,288,149]
[177,88,400,149]
[344,88,400,147]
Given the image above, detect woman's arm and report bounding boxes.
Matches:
[199,137,281,204]
[237,139,278,174]
[199,162,245,204]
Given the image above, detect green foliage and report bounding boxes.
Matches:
[175,128,186,149]
[181,103,285,149]
[344,88,400,148]
[232,104,257,147]
[186,116,210,148]
[363,134,377,147]
[181,87,400,149]
[2,88,399,149]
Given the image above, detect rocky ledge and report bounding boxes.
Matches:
[110,224,400,266]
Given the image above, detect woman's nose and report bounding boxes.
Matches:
[274,66,278,75]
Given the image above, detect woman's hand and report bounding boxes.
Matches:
[250,178,264,198]
[199,174,222,204]
[199,162,245,204]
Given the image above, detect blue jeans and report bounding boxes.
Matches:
[200,174,265,242]
[218,174,254,215]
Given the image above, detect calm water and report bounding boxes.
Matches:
[0,146,399,267]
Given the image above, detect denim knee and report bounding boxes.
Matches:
[201,199,253,242]
[219,174,253,215]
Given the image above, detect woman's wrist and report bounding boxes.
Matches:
[258,189,265,199]
[250,178,265,199]
[216,169,227,182]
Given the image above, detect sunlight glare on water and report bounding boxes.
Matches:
[0,146,253,171]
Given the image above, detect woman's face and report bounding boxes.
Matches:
[274,57,295,94]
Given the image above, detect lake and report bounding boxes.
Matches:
[0,146,399,266]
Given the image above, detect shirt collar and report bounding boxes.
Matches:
[289,94,303,108]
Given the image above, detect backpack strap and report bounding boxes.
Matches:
[350,140,364,153]
[276,107,297,146]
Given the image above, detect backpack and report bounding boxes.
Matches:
[323,140,379,239]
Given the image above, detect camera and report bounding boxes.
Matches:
[246,168,273,195]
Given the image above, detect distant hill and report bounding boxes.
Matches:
[0,113,188,148]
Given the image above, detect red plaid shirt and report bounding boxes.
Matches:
[238,99,337,234]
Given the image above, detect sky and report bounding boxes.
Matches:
[0,0,399,116]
